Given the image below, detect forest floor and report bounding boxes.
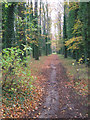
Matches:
[28,54,88,119]
[2,54,88,119]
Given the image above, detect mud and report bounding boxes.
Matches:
[39,63,60,118]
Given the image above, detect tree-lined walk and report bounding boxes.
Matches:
[1,0,89,119]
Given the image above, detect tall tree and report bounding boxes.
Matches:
[65,2,90,65]
[63,3,67,58]
[38,0,42,56]
[45,1,48,56]
[67,2,79,60]
[78,2,90,66]
[3,3,15,48]
[42,2,46,55]
[34,0,39,60]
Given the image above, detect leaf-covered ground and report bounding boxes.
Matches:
[29,54,88,119]
[2,54,88,119]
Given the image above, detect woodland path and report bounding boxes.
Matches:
[29,55,88,119]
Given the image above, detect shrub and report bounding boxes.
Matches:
[1,47,34,101]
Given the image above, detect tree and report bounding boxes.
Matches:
[66,2,79,60]
[34,0,39,60]
[65,2,90,65]
[78,2,90,66]
[38,0,42,56]
[2,1,52,60]
[63,3,67,58]
[2,3,15,48]
[45,1,48,56]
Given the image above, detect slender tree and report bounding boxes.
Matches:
[38,0,42,56]
[63,3,67,58]
[4,3,15,48]
[34,0,39,60]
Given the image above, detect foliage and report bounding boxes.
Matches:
[22,44,32,55]
[1,1,52,117]
[62,1,90,65]
[69,2,79,11]
[1,47,35,106]
[58,54,88,96]
[65,36,83,51]
[72,19,83,35]
[2,2,51,59]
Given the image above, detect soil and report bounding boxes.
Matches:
[29,54,88,119]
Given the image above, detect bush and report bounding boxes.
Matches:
[1,47,34,101]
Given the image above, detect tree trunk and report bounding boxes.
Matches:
[34,0,39,60]
[63,4,67,58]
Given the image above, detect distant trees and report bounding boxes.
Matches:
[39,1,51,56]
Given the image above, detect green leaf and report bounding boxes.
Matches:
[5,4,8,8]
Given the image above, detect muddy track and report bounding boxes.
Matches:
[29,55,88,119]
[39,63,60,118]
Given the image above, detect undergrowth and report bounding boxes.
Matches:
[1,47,37,118]
[58,54,88,96]
[1,47,48,118]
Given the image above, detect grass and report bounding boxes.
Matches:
[58,54,88,96]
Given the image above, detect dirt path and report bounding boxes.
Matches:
[29,54,88,119]
[39,63,60,118]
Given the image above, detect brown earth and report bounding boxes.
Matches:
[28,54,88,119]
